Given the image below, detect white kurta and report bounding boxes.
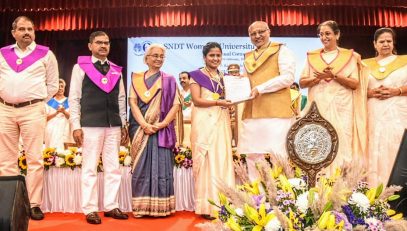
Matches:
[44,97,72,150]
[237,45,296,156]
[367,55,407,186]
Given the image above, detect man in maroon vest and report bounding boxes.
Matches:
[0,16,59,220]
[69,31,128,224]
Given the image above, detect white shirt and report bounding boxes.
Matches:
[69,56,126,131]
[0,42,59,104]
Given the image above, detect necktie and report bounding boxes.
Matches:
[94,60,109,75]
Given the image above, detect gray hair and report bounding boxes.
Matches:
[143,43,166,64]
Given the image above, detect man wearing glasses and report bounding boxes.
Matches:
[238,21,296,180]
[69,31,128,224]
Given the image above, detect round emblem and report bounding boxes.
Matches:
[144,91,151,97]
[212,93,220,100]
[294,124,332,164]
[16,58,23,65]
[286,102,339,186]
[101,77,108,84]
[252,63,256,68]
[379,66,386,73]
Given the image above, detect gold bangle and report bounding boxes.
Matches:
[399,87,403,96]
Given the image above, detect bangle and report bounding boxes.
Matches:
[399,87,403,96]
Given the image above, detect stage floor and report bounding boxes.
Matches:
[28,211,206,231]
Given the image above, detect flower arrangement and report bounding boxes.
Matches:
[200,156,407,231]
[18,146,131,174]
[173,146,193,169]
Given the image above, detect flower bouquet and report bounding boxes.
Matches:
[173,146,193,169]
[199,156,406,231]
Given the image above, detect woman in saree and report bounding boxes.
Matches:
[128,43,182,217]
[365,28,407,186]
[189,42,235,219]
[45,79,72,149]
[299,20,368,173]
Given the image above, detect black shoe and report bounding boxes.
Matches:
[201,214,215,220]
[86,212,102,224]
[30,207,44,220]
[104,208,128,219]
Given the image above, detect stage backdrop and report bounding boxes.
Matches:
[127,37,321,90]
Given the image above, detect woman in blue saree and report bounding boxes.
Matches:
[128,44,182,217]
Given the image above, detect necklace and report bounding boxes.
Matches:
[204,67,223,100]
[253,42,271,61]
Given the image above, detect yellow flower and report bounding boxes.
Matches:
[226,217,242,231]
[43,152,53,166]
[175,154,185,164]
[119,151,127,159]
[365,188,377,205]
[278,175,294,195]
[244,204,275,230]
[18,155,27,170]
[387,209,396,216]
[239,180,260,195]
[391,213,403,220]
[270,165,283,179]
[65,154,75,167]
[43,147,56,156]
[68,147,78,153]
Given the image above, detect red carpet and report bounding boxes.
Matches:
[29,211,206,231]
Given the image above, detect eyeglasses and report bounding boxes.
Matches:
[147,54,165,59]
[93,41,110,46]
[249,29,269,37]
[318,32,334,37]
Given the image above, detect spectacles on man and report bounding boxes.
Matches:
[94,41,110,46]
[147,54,165,59]
[249,29,269,37]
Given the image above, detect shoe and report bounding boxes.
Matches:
[201,214,215,220]
[104,208,128,219]
[86,212,101,224]
[30,207,44,220]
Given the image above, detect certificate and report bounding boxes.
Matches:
[223,75,253,103]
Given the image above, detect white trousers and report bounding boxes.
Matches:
[81,127,121,214]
